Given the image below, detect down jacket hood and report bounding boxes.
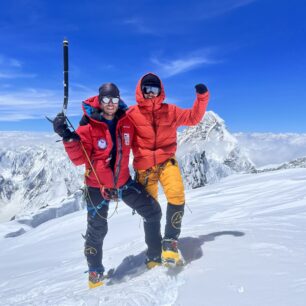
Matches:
[135,73,166,109]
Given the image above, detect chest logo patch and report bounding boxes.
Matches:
[97,138,107,149]
[123,133,130,146]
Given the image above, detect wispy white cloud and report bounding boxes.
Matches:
[71,83,95,95]
[0,88,59,110]
[230,0,257,10]
[122,17,162,36]
[120,0,257,35]
[0,54,35,79]
[0,55,95,121]
[0,113,37,122]
[202,0,257,19]
[0,84,12,89]
[0,54,22,68]
[0,83,96,122]
[8,58,22,68]
[151,52,218,78]
[0,72,37,79]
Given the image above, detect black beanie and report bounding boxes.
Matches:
[99,83,120,101]
[141,74,161,88]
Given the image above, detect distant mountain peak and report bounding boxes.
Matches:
[177,111,254,189]
[178,111,237,146]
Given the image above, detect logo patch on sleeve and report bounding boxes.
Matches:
[123,133,130,145]
[97,138,107,149]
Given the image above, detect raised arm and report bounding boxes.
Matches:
[175,84,210,127]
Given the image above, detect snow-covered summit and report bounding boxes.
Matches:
[177,111,255,189]
[178,110,236,148]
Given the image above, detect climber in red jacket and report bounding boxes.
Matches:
[53,83,162,288]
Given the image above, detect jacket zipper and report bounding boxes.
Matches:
[114,120,123,188]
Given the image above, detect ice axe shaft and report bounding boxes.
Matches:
[62,39,69,115]
[46,39,69,123]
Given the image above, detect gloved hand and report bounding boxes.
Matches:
[101,187,118,201]
[53,113,80,141]
[195,84,208,94]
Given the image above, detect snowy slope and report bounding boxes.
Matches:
[0,168,305,306]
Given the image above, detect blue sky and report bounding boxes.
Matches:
[0,0,305,133]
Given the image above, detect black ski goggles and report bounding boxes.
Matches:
[141,85,161,95]
[101,96,120,104]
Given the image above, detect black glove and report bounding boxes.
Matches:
[195,84,208,94]
[53,113,80,141]
[102,188,118,201]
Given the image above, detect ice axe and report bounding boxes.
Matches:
[46,40,115,209]
[46,39,70,124]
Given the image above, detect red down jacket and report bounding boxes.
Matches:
[127,73,210,170]
[63,96,134,188]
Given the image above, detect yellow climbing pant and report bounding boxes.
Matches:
[135,158,185,205]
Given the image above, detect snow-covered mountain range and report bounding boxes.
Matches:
[256,156,306,173]
[0,111,305,223]
[0,133,83,223]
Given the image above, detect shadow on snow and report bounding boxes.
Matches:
[107,230,245,284]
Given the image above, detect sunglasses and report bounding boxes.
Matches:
[101,96,120,104]
[141,85,160,95]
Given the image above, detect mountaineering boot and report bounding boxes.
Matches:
[88,271,104,289]
[145,255,162,269]
[144,219,162,269]
[161,238,183,266]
